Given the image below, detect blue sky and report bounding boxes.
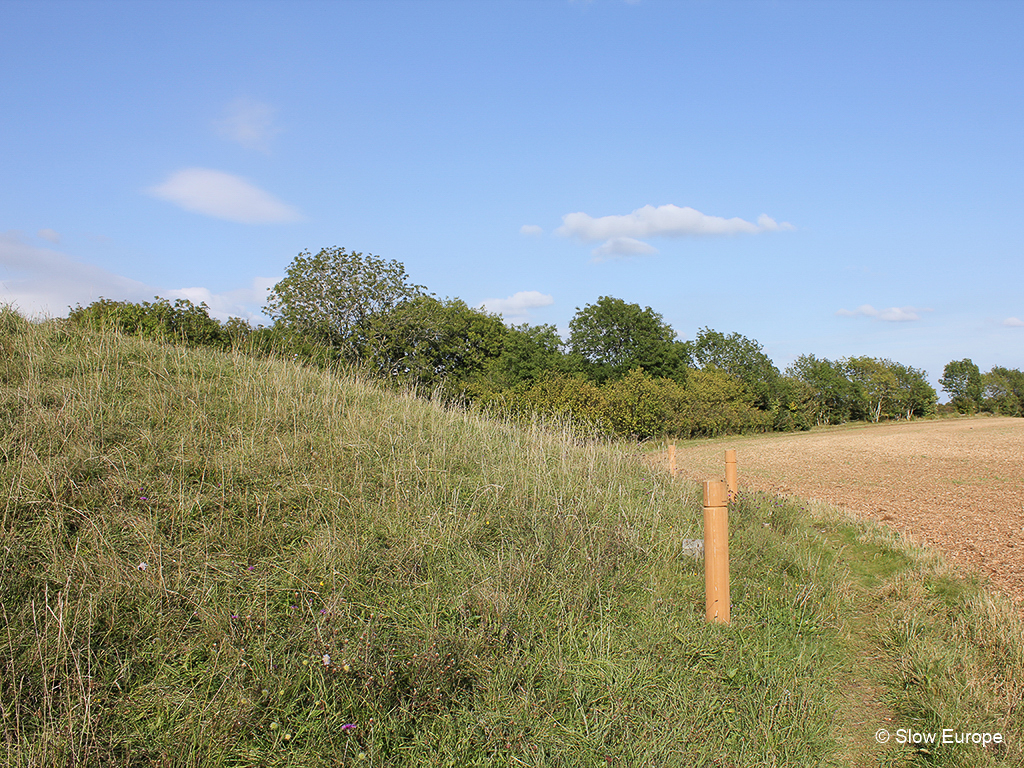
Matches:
[2,0,1022,393]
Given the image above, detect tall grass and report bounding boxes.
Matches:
[1,309,1021,766]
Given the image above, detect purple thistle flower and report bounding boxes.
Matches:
[341,723,356,731]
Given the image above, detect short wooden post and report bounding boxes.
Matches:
[703,480,730,624]
[668,443,676,478]
[724,449,737,500]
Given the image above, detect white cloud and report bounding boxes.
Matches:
[214,97,281,153]
[37,228,61,243]
[477,290,554,323]
[146,168,303,224]
[519,224,543,236]
[836,304,930,322]
[556,203,793,258]
[165,276,279,323]
[1003,317,1024,327]
[590,237,659,262]
[557,204,794,242]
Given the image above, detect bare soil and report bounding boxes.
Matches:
[660,416,1024,608]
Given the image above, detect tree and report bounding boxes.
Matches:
[668,367,770,438]
[263,247,426,359]
[366,296,507,389]
[786,354,857,425]
[691,328,780,410]
[940,359,983,414]
[568,296,687,384]
[486,322,569,389]
[889,362,937,420]
[983,366,1024,416]
[844,356,897,423]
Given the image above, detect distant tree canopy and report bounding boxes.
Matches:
[983,366,1024,416]
[64,246,1020,440]
[568,296,688,384]
[264,246,426,359]
[691,327,781,410]
[365,296,508,389]
[940,358,984,414]
[786,354,937,425]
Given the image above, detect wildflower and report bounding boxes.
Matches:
[341,723,356,731]
[137,562,148,571]
[322,654,331,667]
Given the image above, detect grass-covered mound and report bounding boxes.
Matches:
[1,309,1021,767]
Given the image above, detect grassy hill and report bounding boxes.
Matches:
[1,309,1021,767]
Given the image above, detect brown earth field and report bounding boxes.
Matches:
[657,416,1024,608]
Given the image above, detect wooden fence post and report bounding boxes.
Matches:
[703,480,730,624]
[668,443,676,478]
[725,449,737,500]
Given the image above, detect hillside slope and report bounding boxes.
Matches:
[1,312,1021,767]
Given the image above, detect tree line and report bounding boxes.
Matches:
[67,246,1024,438]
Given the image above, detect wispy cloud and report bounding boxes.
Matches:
[0,231,276,323]
[590,237,659,262]
[836,304,930,322]
[37,228,61,244]
[556,203,793,258]
[146,168,303,224]
[214,97,281,153]
[0,231,151,317]
[477,290,554,323]
[519,224,543,236]
[1003,317,1024,327]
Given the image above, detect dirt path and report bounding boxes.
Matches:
[659,417,1024,607]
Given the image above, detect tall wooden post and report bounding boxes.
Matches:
[725,449,737,500]
[668,443,676,478]
[703,480,730,624]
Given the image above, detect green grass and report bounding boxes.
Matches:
[1,309,1021,767]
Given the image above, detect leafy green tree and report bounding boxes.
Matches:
[568,296,687,384]
[940,359,983,414]
[890,362,937,420]
[264,247,426,359]
[691,328,780,409]
[786,354,857,425]
[486,322,569,389]
[982,366,1024,416]
[367,296,507,389]
[843,357,936,422]
[844,356,898,423]
[772,376,815,431]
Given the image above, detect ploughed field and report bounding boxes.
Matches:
[661,417,1024,607]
